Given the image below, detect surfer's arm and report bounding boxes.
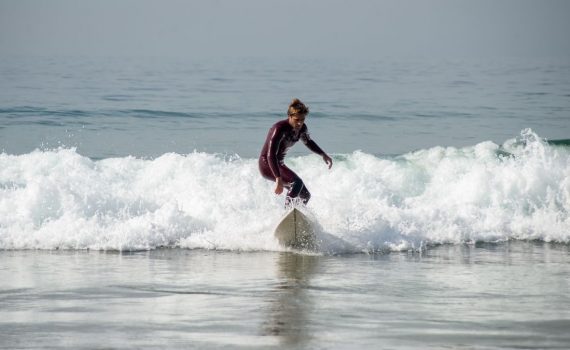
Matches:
[267,127,284,179]
[301,130,333,169]
[300,130,324,155]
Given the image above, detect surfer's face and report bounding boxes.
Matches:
[288,114,306,130]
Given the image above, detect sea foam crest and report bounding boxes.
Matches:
[0,129,568,252]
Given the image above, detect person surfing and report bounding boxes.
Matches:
[259,98,333,205]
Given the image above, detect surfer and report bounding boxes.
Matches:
[259,98,333,205]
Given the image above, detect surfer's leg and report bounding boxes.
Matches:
[279,165,311,204]
[285,185,310,205]
[258,157,276,181]
[299,185,311,204]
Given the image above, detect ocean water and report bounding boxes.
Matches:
[1,56,569,158]
[1,243,569,349]
[1,56,570,348]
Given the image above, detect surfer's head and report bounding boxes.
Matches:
[287,98,308,130]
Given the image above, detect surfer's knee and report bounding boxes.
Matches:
[288,177,304,195]
[284,176,312,205]
[301,187,311,204]
[302,192,311,204]
[300,187,311,204]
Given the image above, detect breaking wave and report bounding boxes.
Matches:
[1,129,569,253]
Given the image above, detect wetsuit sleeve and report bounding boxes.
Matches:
[267,126,284,178]
[301,128,325,156]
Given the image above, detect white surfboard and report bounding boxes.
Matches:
[274,208,316,250]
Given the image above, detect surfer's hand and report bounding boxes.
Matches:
[323,154,333,169]
[275,177,284,195]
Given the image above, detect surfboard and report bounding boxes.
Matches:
[274,208,316,250]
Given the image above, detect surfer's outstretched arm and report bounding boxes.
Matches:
[301,130,333,169]
[323,154,333,169]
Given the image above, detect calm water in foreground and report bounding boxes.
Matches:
[1,242,569,349]
[1,56,569,349]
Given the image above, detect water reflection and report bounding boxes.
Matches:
[263,253,320,346]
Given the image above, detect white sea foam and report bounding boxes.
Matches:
[1,129,569,252]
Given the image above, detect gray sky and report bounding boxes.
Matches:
[1,0,570,59]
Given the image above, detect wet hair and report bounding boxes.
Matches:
[287,98,309,116]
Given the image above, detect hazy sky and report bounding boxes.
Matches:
[1,0,570,59]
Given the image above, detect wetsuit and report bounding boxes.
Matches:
[259,119,326,204]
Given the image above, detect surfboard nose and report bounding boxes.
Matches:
[274,208,316,250]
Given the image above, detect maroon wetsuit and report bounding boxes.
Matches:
[259,119,325,204]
